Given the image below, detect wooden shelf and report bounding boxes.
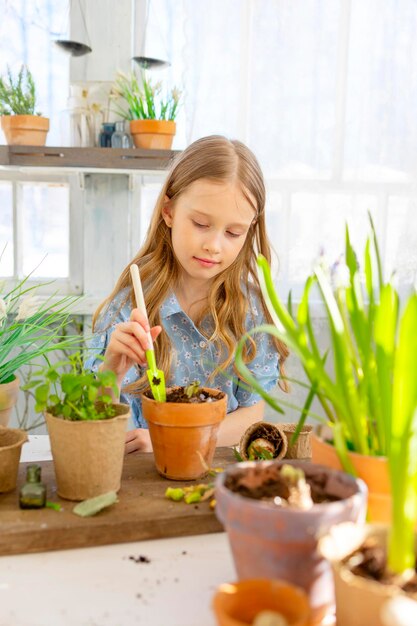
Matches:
[0,145,180,171]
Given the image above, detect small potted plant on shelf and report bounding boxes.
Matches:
[111,70,181,150]
[27,352,130,501]
[0,65,49,145]
[235,213,417,524]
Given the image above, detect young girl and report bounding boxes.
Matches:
[86,135,288,453]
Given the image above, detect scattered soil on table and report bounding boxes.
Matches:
[145,386,225,404]
[224,463,357,505]
[343,539,417,592]
[129,554,151,564]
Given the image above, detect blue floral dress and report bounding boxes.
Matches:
[85,288,280,427]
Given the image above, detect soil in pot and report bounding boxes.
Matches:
[144,385,222,404]
[342,538,417,593]
[224,462,357,508]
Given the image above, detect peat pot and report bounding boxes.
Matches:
[215,459,368,626]
[0,426,28,492]
[45,403,130,501]
[320,523,417,626]
[0,376,20,427]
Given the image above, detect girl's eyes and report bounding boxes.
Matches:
[192,220,241,238]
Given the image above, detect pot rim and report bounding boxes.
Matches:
[215,459,368,514]
[45,402,130,425]
[313,433,387,463]
[0,426,28,450]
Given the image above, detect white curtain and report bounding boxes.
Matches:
[147,0,417,295]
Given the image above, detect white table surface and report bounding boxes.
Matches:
[0,436,236,626]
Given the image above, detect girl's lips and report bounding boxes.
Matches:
[194,256,219,268]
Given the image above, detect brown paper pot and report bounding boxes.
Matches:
[45,403,130,501]
[281,423,312,460]
[320,524,417,626]
[0,426,28,492]
[142,387,227,480]
[239,421,288,461]
[0,376,20,427]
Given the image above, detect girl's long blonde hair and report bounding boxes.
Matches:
[93,135,289,393]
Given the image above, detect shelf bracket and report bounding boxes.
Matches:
[128,173,136,192]
[78,172,85,190]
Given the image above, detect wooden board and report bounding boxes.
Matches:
[0,145,180,170]
[0,448,235,557]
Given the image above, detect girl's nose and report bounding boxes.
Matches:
[203,232,221,255]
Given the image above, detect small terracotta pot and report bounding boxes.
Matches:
[130,119,176,150]
[281,423,313,460]
[141,387,227,480]
[212,578,311,626]
[239,421,288,461]
[215,459,368,625]
[320,523,417,626]
[45,403,130,501]
[312,434,390,522]
[0,426,28,492]
[1,115,49,146]
[0,376,20,427]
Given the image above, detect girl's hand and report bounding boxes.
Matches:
[100,308,162,383]
[125,428,153,454]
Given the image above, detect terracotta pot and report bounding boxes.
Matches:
[130,119,176,150]
[239,421,288,461]
[215,459,367,626]
[1,115,49,146]
[45,403,130,501]
[141,387,227,480]
[312,434,390,522]
[320,523,417,626]
[0,376,20,427]
[0,425,28,492]
[212,578,311,626]
[281,422,313,460]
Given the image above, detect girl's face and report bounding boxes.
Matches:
[162,179,256,287]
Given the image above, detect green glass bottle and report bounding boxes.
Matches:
[19,464,47,509]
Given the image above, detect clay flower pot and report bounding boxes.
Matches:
[45,403,130,501]
[312,434,390,522]
[320,523,417,626]
[1,115,49,146]
[129,119,176,150]
[0,425,28,492]
[0,376,20,427]
[239,421,288,461]
[215,459,368,625]
[141,387,227,480]
[212,578,311,626]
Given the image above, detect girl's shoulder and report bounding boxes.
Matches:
[96,287,132,330]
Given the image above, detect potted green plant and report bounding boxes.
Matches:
[0,65,49,145]
[111,70,181,150]
[141,380,227,480]
[27,352,130,501]
[0,265,80,428]
[235,214,416,523]
[233,216,417,624]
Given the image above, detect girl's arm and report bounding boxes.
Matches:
[216,401,265,446]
